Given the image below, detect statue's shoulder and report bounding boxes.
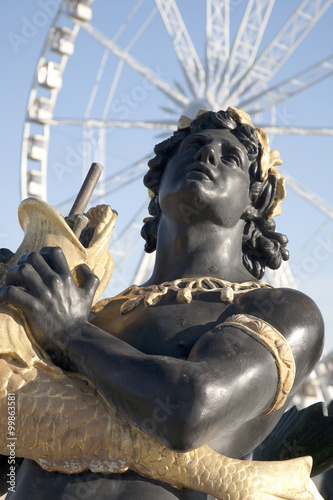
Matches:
[236,286,324,382]
[237,285,323,328]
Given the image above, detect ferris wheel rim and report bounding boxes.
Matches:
[20,0,333,290]
[21,0,333,201]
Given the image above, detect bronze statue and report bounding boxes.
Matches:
[0,108,327,499]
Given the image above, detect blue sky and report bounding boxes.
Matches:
[1,0,333,352]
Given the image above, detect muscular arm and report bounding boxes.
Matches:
[0,247,317,453]
[235,287,325,389]
[50,318,278,451]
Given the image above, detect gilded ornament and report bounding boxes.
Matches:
[91,277,273,315]
[223,314,296,414]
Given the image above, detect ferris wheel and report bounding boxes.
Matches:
[20,0,333,296]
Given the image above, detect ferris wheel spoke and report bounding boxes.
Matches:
[102,60,125,122]
[155,0,205,99]
[256,126,333,135]
[90,172,145,208]
[239,54,333,113]
[217,0,275,104]
[205,0,230,104]
[109,199,148,256]
[280,168,333,221]
[85,49,109,119]
[108,199,150,292]
[76,19,189,107]
[112,0,145,41]
[84,5,158,122]
[101,8,159,121]
[49,118,176,129]
[56,153,151,215]
[229,0,332,103]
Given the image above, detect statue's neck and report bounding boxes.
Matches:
[144,217,255,286]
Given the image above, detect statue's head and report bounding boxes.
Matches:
[141,107,289,279]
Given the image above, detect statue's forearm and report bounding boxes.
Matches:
[57,321,209,451]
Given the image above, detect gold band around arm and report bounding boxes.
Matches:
[223,314,296,415]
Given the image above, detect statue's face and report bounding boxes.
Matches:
[158,128,252,228]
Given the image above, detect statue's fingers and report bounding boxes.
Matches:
[0,284,37,315]
[5,264,46,297]
[18,251,56,284]
[79,264,100,297]
[39,246,71,276]
[0,248,14,263]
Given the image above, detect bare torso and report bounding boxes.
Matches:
[10,286,311,500]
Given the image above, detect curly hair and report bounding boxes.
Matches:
[141,109,289,279]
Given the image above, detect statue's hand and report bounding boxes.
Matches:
[0,246,99,354]
[0,248,14,263]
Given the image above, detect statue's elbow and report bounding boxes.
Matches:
[161,415,211,452]
[143,380,215,452]
[157,400,212,452]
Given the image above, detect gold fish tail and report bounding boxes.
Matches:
[0,343,320,500]
[248,456,322,500]
[0,355,321,499]
[133,435,320,500]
